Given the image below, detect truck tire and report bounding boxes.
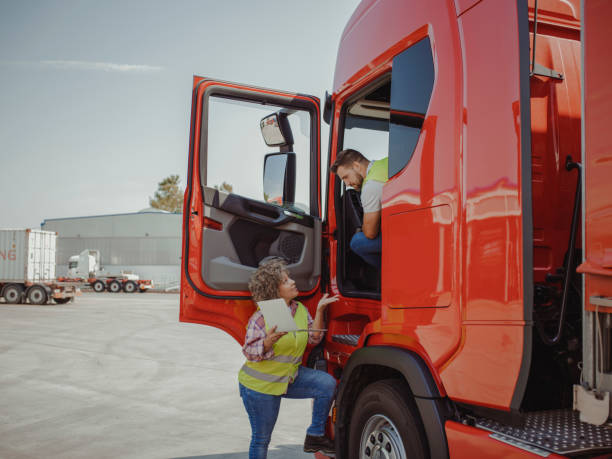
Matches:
[348,379,427,459]
[123,281,137,293]
[27,285,48,305]
[3,284,23,304]
[92,280,105,292]
[108,280,122,293]
[54,298,71,304]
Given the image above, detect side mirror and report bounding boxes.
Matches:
[323,90,332,125]
[260,112,294,148]
[263,152,296,206]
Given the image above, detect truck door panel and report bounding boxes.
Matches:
[201,186,320,292]
[180,78,321,343]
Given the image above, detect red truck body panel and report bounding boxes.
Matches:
[180,0,611,456]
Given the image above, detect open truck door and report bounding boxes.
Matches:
[180,77,322,343]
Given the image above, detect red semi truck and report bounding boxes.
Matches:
[180,1,612,457]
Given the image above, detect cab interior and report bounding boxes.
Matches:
[334,79,391,299]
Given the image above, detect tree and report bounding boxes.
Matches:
[149,175,184,212]
[213,181,233,193]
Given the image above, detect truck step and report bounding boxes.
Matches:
[331,334,360,346]
[476,409,612,456]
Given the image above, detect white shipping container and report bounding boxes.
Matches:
[0,229,56,283]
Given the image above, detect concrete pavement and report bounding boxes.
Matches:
[0,293,314,458]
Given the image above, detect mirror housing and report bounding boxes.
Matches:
[263,152,296,206]
[323,90,332,125]
[260,112,294,148]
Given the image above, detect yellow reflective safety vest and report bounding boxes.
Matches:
[362,157,389,186]
[238,301,309,395]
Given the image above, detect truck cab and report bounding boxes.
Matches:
[180,1,612,457]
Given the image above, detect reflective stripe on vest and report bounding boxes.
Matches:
[238,302,309,395]
[362,157,389,186]
[239,365,292,384]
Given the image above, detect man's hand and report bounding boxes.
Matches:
[263,325,286,353]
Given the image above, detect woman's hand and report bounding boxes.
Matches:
[317,293,339,312]
[263,325,286,353]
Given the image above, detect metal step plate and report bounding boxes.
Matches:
[331,334,360,346]
[476,409,612,455]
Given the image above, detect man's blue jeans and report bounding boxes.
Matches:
[239,366,336,459]
[350,231,382,269]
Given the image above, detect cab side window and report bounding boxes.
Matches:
[388,37,435,177]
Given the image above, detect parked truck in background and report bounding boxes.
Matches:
[62,249,153,293]
[0,229,78,305]
[180,1,612,457]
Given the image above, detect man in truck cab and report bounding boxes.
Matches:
[331,149,388,269]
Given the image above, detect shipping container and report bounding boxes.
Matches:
[0,229,77,305]
[0,229,56,282]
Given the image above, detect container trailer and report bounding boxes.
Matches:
[0,229,78,305]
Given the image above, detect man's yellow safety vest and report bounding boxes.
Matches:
[362,157,389,186]
[238,301,309,395]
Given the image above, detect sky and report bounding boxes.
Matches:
[0,0,362,228]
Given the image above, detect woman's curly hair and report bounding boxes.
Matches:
[248,258,289,302]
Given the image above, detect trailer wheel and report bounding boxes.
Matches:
[123,281,137,293]
[108,280,122,293]
[53,298,71,304]
[27,286,48,305]
[92,280,105,292]
[348,379,427,459]
[2,284,24,304]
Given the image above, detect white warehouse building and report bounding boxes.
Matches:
[41,209,182,290]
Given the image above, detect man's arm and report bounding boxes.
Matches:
[362,210,381,239]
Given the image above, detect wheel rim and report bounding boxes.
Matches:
[5,288,19,302]
[359,414,407,459]
[125,283,135,292]
[94,282,104,292]
[110,283,120,292]
[29,289,44,304]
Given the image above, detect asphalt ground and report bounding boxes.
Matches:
[0,293,314,458]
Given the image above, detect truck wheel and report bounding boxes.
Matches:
[123,281,137,293]
[348,379,427,459]
[27,286,48,305]
[92,280,105,292]
[54,298,71,304]
[3,284,23,304]
[108,280,122,293]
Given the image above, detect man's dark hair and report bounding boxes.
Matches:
[330,149,368,174]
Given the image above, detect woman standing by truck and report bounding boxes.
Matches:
[239,258,337,458]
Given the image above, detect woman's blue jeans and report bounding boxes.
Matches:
[239,365,336,459]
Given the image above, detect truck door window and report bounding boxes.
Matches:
[388,37,435,177]
[206,96,312,215]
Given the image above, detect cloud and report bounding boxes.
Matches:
[0,59,163,73]
[40,60,163,72]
